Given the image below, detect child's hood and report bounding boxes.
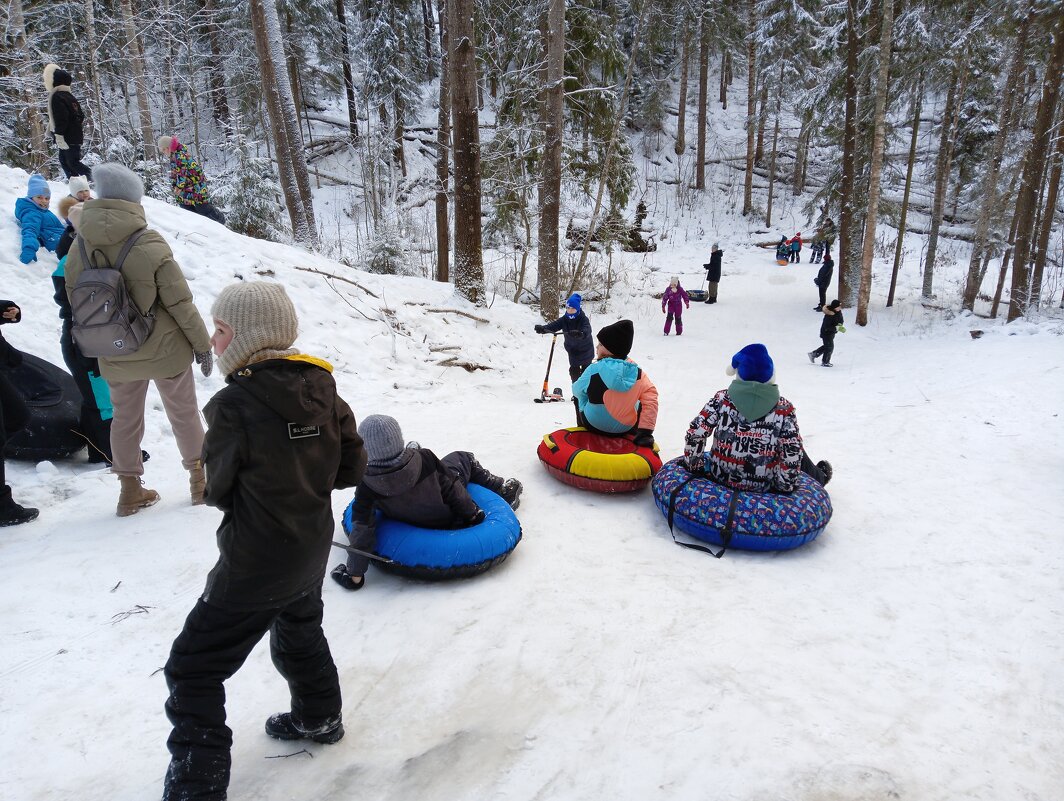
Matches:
[228,358,337,426]
[362,449,422,498]
[727,379,781,422]
[14,196,45,220]
[597,357,642,391]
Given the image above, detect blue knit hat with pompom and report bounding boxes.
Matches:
[727,343,775,383]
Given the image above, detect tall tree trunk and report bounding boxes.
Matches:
[961,17,1028,310]
[449,0,485,303]
[392,4,408,177]
[675,26,690,157]
[837,0,861,304]
[695,17,709,190]
[421,0,438,79]
[921,53,968,298]
[201,0,231,129]
[537,0,564,318]
[742,0,756,216]
[335,0,360,142]
[765,63,783,227]
[435,0,450,282]
[792,110,812,195]
[856,0,894,327]
[887,81,921,307]
[1008,11,1064,321]
[119,0,156,163]
[991,205,1021,318]
[754,78,769,166]
[249,0,317,245]
[1031,111,1064,300]
[84,0,108,143]
[9,0,48,172]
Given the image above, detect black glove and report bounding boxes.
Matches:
[534,324,546,334]
[194,350,214,377]
[466,507,486,526]
[633,429,655,448]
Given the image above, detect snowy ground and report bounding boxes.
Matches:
[1,163,1062,801]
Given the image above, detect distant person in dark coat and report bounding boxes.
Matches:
[0,301,39,527]
[814,253,834,311]
[162,281,367,801]
[335,414,523,590]
[43,64,91,179]
[809,300,844,367]
[704,243,723,303]
[535,293,594,381]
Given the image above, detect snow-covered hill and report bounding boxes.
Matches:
[1,163,1062,801]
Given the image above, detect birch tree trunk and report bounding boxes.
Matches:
[695,17,709,190]
[249,0,317,245]
[855,0,893,327]
[742,0,756,216]
[887,81,921,307]
[119,0,156,163]
[921,53,968,298]
[675,27,690,157]
[837,0,861,304]
[335,0,360,142]
[435,0,450,283]
[1008,10,1064,321]
[449,0,486,304]
[961,16,1027,310]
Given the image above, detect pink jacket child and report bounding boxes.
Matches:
[662,277,690,336]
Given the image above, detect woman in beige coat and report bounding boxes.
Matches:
[63,163,213,516]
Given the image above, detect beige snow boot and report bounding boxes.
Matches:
[189,460,206,505]
[116,475,160,517]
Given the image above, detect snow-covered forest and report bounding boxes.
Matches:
[2,1,1064,800]
[2,0,1062,323]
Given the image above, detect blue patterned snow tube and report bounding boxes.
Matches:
[652,457,831,552]
[341,483,522,580]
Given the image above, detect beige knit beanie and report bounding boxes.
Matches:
[211,282,299,377]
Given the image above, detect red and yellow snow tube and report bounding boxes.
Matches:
[537,427,662,493]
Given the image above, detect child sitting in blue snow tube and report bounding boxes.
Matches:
[334,415,523,589]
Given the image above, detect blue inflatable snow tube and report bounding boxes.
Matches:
[652,457,831,552]
[341,483,522,580]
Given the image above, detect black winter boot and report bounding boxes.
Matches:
[0,501,39,527]
[265,712,344,744]
[469,458,505,493]
[499,479,523,510]
[816,460,833,485]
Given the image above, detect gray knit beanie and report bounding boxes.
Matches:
[211,282,299,377]
[359,415,406,467]
[92,162,144,203]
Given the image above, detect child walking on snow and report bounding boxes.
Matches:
[662,276,690,335]
[809,300,844,367]
[162,282,367,801]
[334,414,523,591]
[534,292,594,381]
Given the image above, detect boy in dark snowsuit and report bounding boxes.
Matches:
[704,243,723,303]
[775,236,789,262]
[808,300,844,367]
[335,414,523,590]
[163,282,367,801]
[43,64,91,179]
[813,254,834,311]
[534,292,594,381]
[0,300,38,527]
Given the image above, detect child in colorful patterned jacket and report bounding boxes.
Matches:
[684,344,831,492]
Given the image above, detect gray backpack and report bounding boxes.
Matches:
[70,229,155,358]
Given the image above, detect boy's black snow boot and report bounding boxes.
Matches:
[0,502,39,527]
[265,712,344,744]
[816,460,833,486]
[499,479,523,510]
[469,458,504,493]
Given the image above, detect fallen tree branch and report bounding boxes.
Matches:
[437,356,492,371]
[294,266,379,297]
[402,302,489,323]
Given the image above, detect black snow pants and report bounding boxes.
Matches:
[162,586,340,801]
[181,202,227,226]
[0,373,30,508]
[58,145,91,179]
[811,332,836,365]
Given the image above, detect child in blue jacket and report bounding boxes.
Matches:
[534,293,594,381]
[15,174,65,264]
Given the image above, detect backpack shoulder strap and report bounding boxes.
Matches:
[112,229,147,272]
[76,234,96,269]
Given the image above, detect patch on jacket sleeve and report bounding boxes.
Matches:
[587,373,608,404]
[288,423,321,439]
